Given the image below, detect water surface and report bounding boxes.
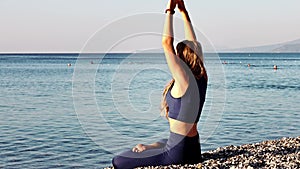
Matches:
[0,53,299,168]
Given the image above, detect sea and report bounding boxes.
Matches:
[0,53,299,168]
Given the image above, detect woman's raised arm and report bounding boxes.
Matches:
[162,0,189,91]
[177,0,197,41]
[162,0,176,46]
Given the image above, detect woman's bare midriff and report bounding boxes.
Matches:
[169,118,198,137]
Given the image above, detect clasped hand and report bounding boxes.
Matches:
[168,0,186,12]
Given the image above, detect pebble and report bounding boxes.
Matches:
[104,136,300,169]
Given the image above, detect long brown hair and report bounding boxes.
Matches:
[160,40,207,118]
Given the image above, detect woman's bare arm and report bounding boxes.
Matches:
[162,0,189,92]
[177,0,197,41]
[132,141,167,153]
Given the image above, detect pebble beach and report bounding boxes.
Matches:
[105,136,300,169]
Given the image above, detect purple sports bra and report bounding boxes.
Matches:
[166,77,207,123]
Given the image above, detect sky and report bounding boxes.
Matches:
[1,0,300,53]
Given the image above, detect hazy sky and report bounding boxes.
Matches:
[1,0,300,53]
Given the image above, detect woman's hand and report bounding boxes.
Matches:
[176,0,186,12]
[132,141,166,153]
[132,144,147,153]
[166,0,177,10]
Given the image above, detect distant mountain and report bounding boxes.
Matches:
[226,39,300,53]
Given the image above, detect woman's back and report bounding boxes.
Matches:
[167,77,207,136]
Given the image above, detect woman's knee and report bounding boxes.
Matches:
[112,155,131,169]
[112,156,120,169]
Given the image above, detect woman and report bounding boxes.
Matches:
[112,0,207,168]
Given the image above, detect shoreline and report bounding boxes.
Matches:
[104,136,300,168]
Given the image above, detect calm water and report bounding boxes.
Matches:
[0,53,299,168]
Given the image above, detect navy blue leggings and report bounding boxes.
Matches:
[112,132,201,169]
